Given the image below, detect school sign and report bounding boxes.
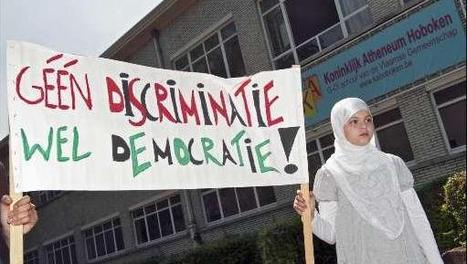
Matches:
[302,0,466,127]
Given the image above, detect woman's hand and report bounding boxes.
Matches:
[293,190,315,216]
[0,195,38,246]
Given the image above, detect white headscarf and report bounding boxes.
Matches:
[323,98,405,240]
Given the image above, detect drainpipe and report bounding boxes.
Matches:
[152,29,165,68]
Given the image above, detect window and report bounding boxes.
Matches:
[307,133,335,179]
[45,235,77,264]
[25,250,39,264]
[201,186,276,223]
[259,0,373,68]
[38,191,63,206]
[374,108,414,162]
[432,81,466,152]
[173,22,246,78]
[131,194,186,245]
[83,217,125,261]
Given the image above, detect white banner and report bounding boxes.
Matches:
[7,41,308,191]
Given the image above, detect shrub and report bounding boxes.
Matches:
[442,170,466,247]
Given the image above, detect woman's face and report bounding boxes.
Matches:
[343,110,374,146]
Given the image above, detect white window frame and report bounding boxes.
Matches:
[373,108,416,166]
[258,0,371,68]
[81,214,125,262]
[430,79,467,154]
[201,187,276,224]
[43,232,77,264]
[172,19,245,78]
[131,193,186,247]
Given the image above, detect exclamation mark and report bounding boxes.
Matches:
[278,127,300,174]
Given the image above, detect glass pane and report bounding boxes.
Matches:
[237,187,257,212]
[113,218,121,226]
[132,208,144,218]
[308,153,321,181]
[338,0,367,16]
[190,44,204,61]
[172,204,186,232]
[55,250,63,264]
[221,22,237,40]
[439,100,466,148]
[323,147,335,161]
[345,7,373,35]
[207,47,227,78]
[170,195,181,205]
[319,134,335,148]
[264,6,290,56]
[433,81,466,105]
[192,57,209,73]
[103,221,112,230]
[94,225,102,234]
[71,245,77,264]
[224,36,246,77]
[115,227,125,250]
[377,123,414,161]
[134,218,148,244]
[104,230,116,254]
[147,213,161,240]
[256,186,276,206]
[84,229,92,238]
[297,39,319,62]
[374,108,402,128]
[219,188,239,217]
[204,34,220,51]
[307,140,318,153]
[318,23,344,49]
[159,209,174,237]
[145,204,156,214]
[260,0,279,13]
[203,192,221,222]
[85,238,96,260]
[95,233,106,256]
[175,55,189,70]
[285,0,339,45]
[62,248,71,264]
[274,52,295,69]
[157,200,169,210]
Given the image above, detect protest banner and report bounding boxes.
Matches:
[7,41,312,263]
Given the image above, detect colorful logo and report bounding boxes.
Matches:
[303,75,322,118]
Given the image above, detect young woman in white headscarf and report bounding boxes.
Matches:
[293,98,443,264]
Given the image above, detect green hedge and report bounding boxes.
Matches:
[257,217,336,264]
[144,234,261,264]
[442,170,466,247]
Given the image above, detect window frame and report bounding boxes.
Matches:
[201,186,277,224]
[430,79,467,154]
[172,20,246,78]
[130,193,187,247]
[257,0,372,68]
[81,214,126,262]
[43,232,77,264]
[24,248,40,264]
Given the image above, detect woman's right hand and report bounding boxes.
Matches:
[293,190,314,216]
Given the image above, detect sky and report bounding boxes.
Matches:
[0,0,163,139]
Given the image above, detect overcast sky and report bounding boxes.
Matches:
[0,0,163,139]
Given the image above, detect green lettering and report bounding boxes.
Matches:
[201,137,221,166]
[230,130,245,166]
[129,132,151,177]
[72,127,91,161]
[56,126,69,162]
[173,138,190,165]
[21,127,53,161]
[255,139,278,173]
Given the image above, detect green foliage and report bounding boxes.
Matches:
[145,234,261,264]
[257,217,336,264]
[442,170,466,247]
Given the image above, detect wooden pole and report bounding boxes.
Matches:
[9,140,24,264]
[300,183,314,264]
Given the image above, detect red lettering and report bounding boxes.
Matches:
[16,66,44,104]
[179,90,200,125]
[106,77,124,112]
[128,78,147,127]
[208,91,229,126]
[264,81,283,126]
[154,83,176,123]
[56,70,69,110]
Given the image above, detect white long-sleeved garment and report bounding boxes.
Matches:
[311,193,444,264]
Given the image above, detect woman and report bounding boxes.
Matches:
[0,162,38,263]
[294,98,443,264]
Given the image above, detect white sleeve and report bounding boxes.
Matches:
[312,201,337,245]
[401,188,443,264]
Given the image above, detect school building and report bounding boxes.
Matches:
[0,0,464,263]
